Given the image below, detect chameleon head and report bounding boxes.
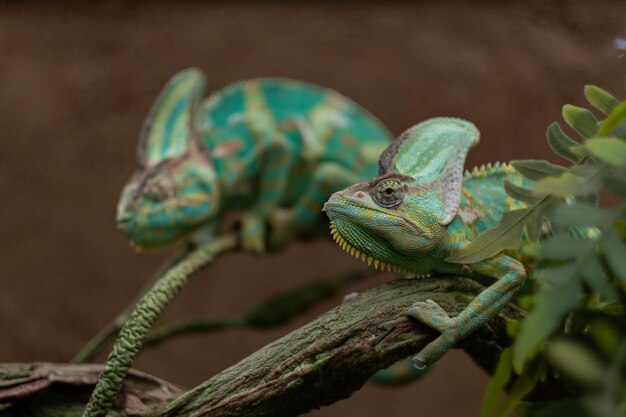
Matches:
[116,68,219,250]
[323,117,480,273]
[116,150,218,250]
[324,174,446,273]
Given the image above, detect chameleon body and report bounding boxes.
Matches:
[323,118,530,367]
[117,68,392,252]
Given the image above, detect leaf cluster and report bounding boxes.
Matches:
[475,86,626,417]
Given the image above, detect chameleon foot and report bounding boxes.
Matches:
[268,208,297,250]
[408,299,453,334]
[411,353,428,370]
[408,300,460,366]
[240,211,266,254]
[411,330,459,367]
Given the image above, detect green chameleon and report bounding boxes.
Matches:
[83,70,393,417]
[323,117,531,368]
[116,68,392,252]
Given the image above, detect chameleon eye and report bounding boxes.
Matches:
[144,176,173,201]
[372,179,404,208]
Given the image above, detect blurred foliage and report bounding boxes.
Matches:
[474,85,626,417]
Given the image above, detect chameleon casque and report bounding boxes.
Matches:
[324,118,530,367]
[116,68,392,252]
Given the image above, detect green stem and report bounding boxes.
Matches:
[81,234,237,417]
[71,248,190,364]
[144,317,244,347]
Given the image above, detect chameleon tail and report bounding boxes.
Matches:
[81,234,237,417]
[370,357,429,386]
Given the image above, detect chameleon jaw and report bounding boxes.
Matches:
[329,222,425,277]
[128,237,183,253]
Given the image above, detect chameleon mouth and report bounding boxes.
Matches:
[125,228,194,253]
[128,237,181,253]
[329,222,414,274]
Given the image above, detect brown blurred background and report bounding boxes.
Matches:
[1,2,625,416]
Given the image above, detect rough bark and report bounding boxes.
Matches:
[0,362,183,417]
[152,277,520,417]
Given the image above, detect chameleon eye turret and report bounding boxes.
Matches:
[371,179,404,208]
[144,175,176,201]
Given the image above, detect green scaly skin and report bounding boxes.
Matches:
[324,118,530,368]
[117,68,392,253]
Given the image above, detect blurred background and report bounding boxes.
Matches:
[1,2,625,416]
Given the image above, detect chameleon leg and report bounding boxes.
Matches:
[269,162,360,249]
[408,254,526,367]
[240,134,294,253]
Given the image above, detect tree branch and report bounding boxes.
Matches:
[0,363,183,417]
[1,277,526,417]
[151,277,521,417]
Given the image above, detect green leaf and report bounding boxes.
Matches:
[585,137,626,167]
[603,170,626,198]
[589,321,620,356]
[536,235,594,260]
[511,160,568,181]
[584,85,620,115]
[598,99,626,137]
[547,202,610,228]
[504,180,544,205]
[613,120,626,138]
[446,205,542,264]
[480,348,513,417]
[547,340,605,385]
[534,262,578,286]
[534,172,601,197]
[579,255,615,299]
[602,228,626,283]
[616,218,626,238]
[563,104,600,139]
[525,207,542,242]
[493,359,545,417]
[546,122,581,163]
[516,399,590,417]
[513,282,581,372]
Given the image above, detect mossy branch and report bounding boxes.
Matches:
[3,277,529,417]
[0,363,183,417]
[151,277,521,417]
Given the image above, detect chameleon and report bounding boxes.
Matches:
[116,68,392,253]
[84,70,393,417]
[323,117,530,368]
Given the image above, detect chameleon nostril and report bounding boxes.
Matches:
[356,192,365,198]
